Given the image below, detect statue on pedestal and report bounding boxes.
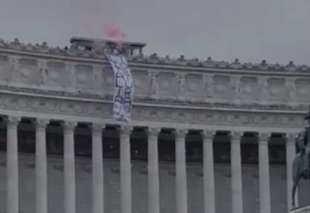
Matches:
[292,107,310,208]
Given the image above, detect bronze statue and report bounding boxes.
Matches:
[292,108,310,208]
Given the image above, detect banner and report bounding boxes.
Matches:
[105,52,134,122]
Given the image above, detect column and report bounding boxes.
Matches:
[232,76,241,105]
[178,73,186,101]
[258,132,271,213]
[258,77,268,105]
[148,128,160,213]
[35,119,49,213]
[286,78,297,103]
[202,130,216,213]
[204,74,214,99]
[150,72,159,99]
[286,133,298,210]
[92,123,104,213]
[6,116,20,213]
[64,121,77,213]
[230,131,243,213]
[175,129,188,213]
[120,126,132,213]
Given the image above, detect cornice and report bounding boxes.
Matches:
[1,38,309,75]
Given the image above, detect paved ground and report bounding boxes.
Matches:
[0,153,309,213]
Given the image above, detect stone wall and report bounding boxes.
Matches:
[0,45,309,134]
[0,46,309,108]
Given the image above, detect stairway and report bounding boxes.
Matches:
[290,206,310,213]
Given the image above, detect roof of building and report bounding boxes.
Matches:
[70,37,146,49]
[0,37,309,73]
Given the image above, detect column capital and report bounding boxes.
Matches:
[174,129,187,140]
[258,132,271,142]
[230,131,243,142]
[120,125,133,136]
[36,119,49,129]
[92,123,105,133]
[148,127,161,137]
[7,116,20,127]
[286,132,299,144]
[285,132,299,144]
[202,130,216,140]
[63,121,77,131]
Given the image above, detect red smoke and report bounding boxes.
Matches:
[104,23,125,48]
[79,0,125,48]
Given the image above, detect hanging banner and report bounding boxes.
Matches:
[105,52,134,122]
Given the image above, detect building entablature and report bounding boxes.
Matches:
[0,38,309,131]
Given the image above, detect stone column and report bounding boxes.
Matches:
[231,131,243,213]
[63,121,77,213]
[178,73,186,101]
[258,132,271,213]
[150,72,159,99]
[204,74,214,99]
[120,126,132,213]
[148,128,160,213]
[175,129,188,213]
[202,130,216,213]
[258,77,268,105]
[232,75,241,105]
[6,116,20,213]
[286,78,297,103]
[92,123,104,213]
[35,119,49,213]
[286,133,298,210]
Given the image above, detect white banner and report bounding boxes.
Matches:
[105,52,134,122]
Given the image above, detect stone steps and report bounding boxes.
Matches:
[290,206,310,213]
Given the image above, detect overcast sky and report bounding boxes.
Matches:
[0,0,309,65]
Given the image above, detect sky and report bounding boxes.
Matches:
[0,0,309,65]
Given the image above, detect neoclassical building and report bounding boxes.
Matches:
[0,38,309,213]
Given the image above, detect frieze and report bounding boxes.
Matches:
[0,92,305,130]
[0,82,308,114]
[0,50,309,107]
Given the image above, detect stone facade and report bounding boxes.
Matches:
[0,39,309,130]
[0,38,309,213]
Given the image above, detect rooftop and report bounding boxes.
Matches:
[0,37,309,73]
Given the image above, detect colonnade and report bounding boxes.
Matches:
[3,116,297,213]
